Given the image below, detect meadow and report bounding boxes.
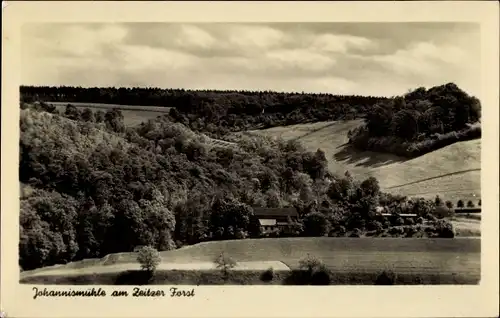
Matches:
[20,237,480,285]
[48,102,171,127]
[244,120,481,204]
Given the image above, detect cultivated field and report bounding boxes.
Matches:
[21,237,480,281]
[245,120,481,203]
[47,102,171,127]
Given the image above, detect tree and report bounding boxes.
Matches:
[209,198,253,240]
[445,200,454,209]
[457,200,464,208]
[391,109,419,140]
[478,199,481,206]
[135,245,161,273]
[302,212,330,237]
[360,176,380,197]
[81,108,95,122]
[434,195,443,207]
[214,252,237,278]
[65,104,81,121]
[467,200,475,208]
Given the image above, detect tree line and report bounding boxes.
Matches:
[20,85,388,137]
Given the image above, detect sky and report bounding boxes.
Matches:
[21,22,481,97]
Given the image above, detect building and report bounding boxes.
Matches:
[253,207,299,233]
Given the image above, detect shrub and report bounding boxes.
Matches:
[310,268,331,285]
[394,217,404,226]
[367,220,384,232]
[467,200,475,208]
[349,228,362,237]
[416,217,424,224]
[135,246,161,273]
[260,267,275,282]
[457,200,464,208]
[404,225,418,237]
[434,220,455,238]
[375,270,397,285]
[299,254,325,275]
[404,218,415,226]
[214,252,237,277]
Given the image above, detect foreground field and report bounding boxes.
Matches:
[21,237,480,284]
[245,120,481,203]
[47,102,171,127]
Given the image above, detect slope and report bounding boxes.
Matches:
[245,120,481,203]
[21,237,480,280]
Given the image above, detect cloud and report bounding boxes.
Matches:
[310,33,375,54]
[224,25,286,51]
[21,22,480,97]
[173,25,216,50]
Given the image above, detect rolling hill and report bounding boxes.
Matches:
[20,237,480,282]
[243,120,481,203]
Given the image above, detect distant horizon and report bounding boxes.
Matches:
[19,81,479,99]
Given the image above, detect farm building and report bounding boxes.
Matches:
[253,207,299,234]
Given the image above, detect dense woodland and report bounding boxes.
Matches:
[348,83,481,157]
[20,85,388,137]
[20,89,458,270]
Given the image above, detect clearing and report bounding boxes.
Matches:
[47,102,171,127]
[245,120,481,203]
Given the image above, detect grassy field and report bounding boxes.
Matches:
[21,237,480,284]
[244,120,481,203]
[47,102,171,127]
[21,269,477,285]
[449,216,481,237]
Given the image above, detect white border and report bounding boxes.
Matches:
[2,2,499,317]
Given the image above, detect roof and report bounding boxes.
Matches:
[253,207,298,218]
[259,219,277,226]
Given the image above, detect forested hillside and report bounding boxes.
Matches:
[348,83,481,157]
[20,102,454,271]
[20,85,388,137]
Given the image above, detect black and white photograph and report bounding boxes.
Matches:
[17,20,484,286]
[2,2,499,318]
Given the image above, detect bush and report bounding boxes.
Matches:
[375,270,397,285]
[404,218,415,226]
[434,220,455,238]
[394,217,404,226]
[299,254,324,275]
[349,228,362,237]
[416,217,424,224]
[388,226,405,236]
[135,246,161,273]
[260,267,275,282]
[310,268,331,285]
[214,252,237,277]
[367,220,384,232]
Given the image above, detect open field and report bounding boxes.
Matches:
[21,237,480,284]
[449,216,481,237]
[47,102,171,127]
[245,120,481,203]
